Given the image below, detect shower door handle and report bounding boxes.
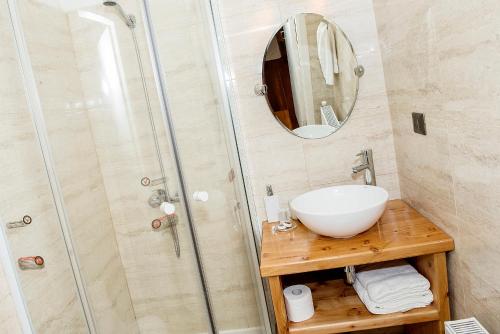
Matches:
[192,191,208,202]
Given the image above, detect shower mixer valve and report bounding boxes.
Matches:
[142,176,180,206]
[148,189,168,208]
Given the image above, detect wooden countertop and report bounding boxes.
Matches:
[260,200,454,277]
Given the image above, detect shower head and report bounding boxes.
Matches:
[102,1,136,28]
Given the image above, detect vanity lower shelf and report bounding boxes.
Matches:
[288,279,439,334]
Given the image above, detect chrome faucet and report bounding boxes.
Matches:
[345,149,377,285]
[352,149,376,186]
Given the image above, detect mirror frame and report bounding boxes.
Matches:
[261,13,363,140]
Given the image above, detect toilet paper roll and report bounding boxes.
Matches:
[283,284,314,322]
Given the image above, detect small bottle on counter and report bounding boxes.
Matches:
[264,185,280,223]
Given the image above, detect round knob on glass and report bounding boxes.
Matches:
[193,191,208,202]
[160,201,176,215]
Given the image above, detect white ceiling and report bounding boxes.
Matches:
[35,0,104,12]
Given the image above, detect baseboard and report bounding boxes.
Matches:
[198,327,263,334]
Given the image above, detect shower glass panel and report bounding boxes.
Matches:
[0,2,88,332]
[9,0,213,332]
[146,0,268,332]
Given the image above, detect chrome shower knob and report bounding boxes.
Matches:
[160,202,175,215]
[148,189,167,208]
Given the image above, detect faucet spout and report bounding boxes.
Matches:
[352,164,369,174]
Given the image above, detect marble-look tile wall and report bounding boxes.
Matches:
[373,0,500,331]
[17,0,138,332]
[215,0,400,228]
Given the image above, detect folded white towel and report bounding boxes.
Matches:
[356,261,431,302]
[354,280,434,315]
[367,271,431,304]
[353,261,434,314]
[356,261,416,289]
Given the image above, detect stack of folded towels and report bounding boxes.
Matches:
[353,260,434,314]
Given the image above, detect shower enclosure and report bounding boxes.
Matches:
[0,0,269,333]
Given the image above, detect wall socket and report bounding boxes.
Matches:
[412,112,427,135]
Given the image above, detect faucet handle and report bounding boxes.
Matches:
[193,191,208,202]
[160,201,176,215]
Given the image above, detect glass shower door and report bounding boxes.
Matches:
[5,0,214,333]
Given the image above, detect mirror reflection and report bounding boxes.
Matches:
[262,13,361,139]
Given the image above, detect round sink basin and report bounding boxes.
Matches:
[289,185,389,238]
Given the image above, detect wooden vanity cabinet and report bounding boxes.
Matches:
[260,200,454,334]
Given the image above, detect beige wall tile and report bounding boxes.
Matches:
[374,0,500,329]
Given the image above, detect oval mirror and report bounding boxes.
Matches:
[262,13,362,139]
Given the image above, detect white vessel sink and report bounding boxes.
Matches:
[290,185,389,238]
